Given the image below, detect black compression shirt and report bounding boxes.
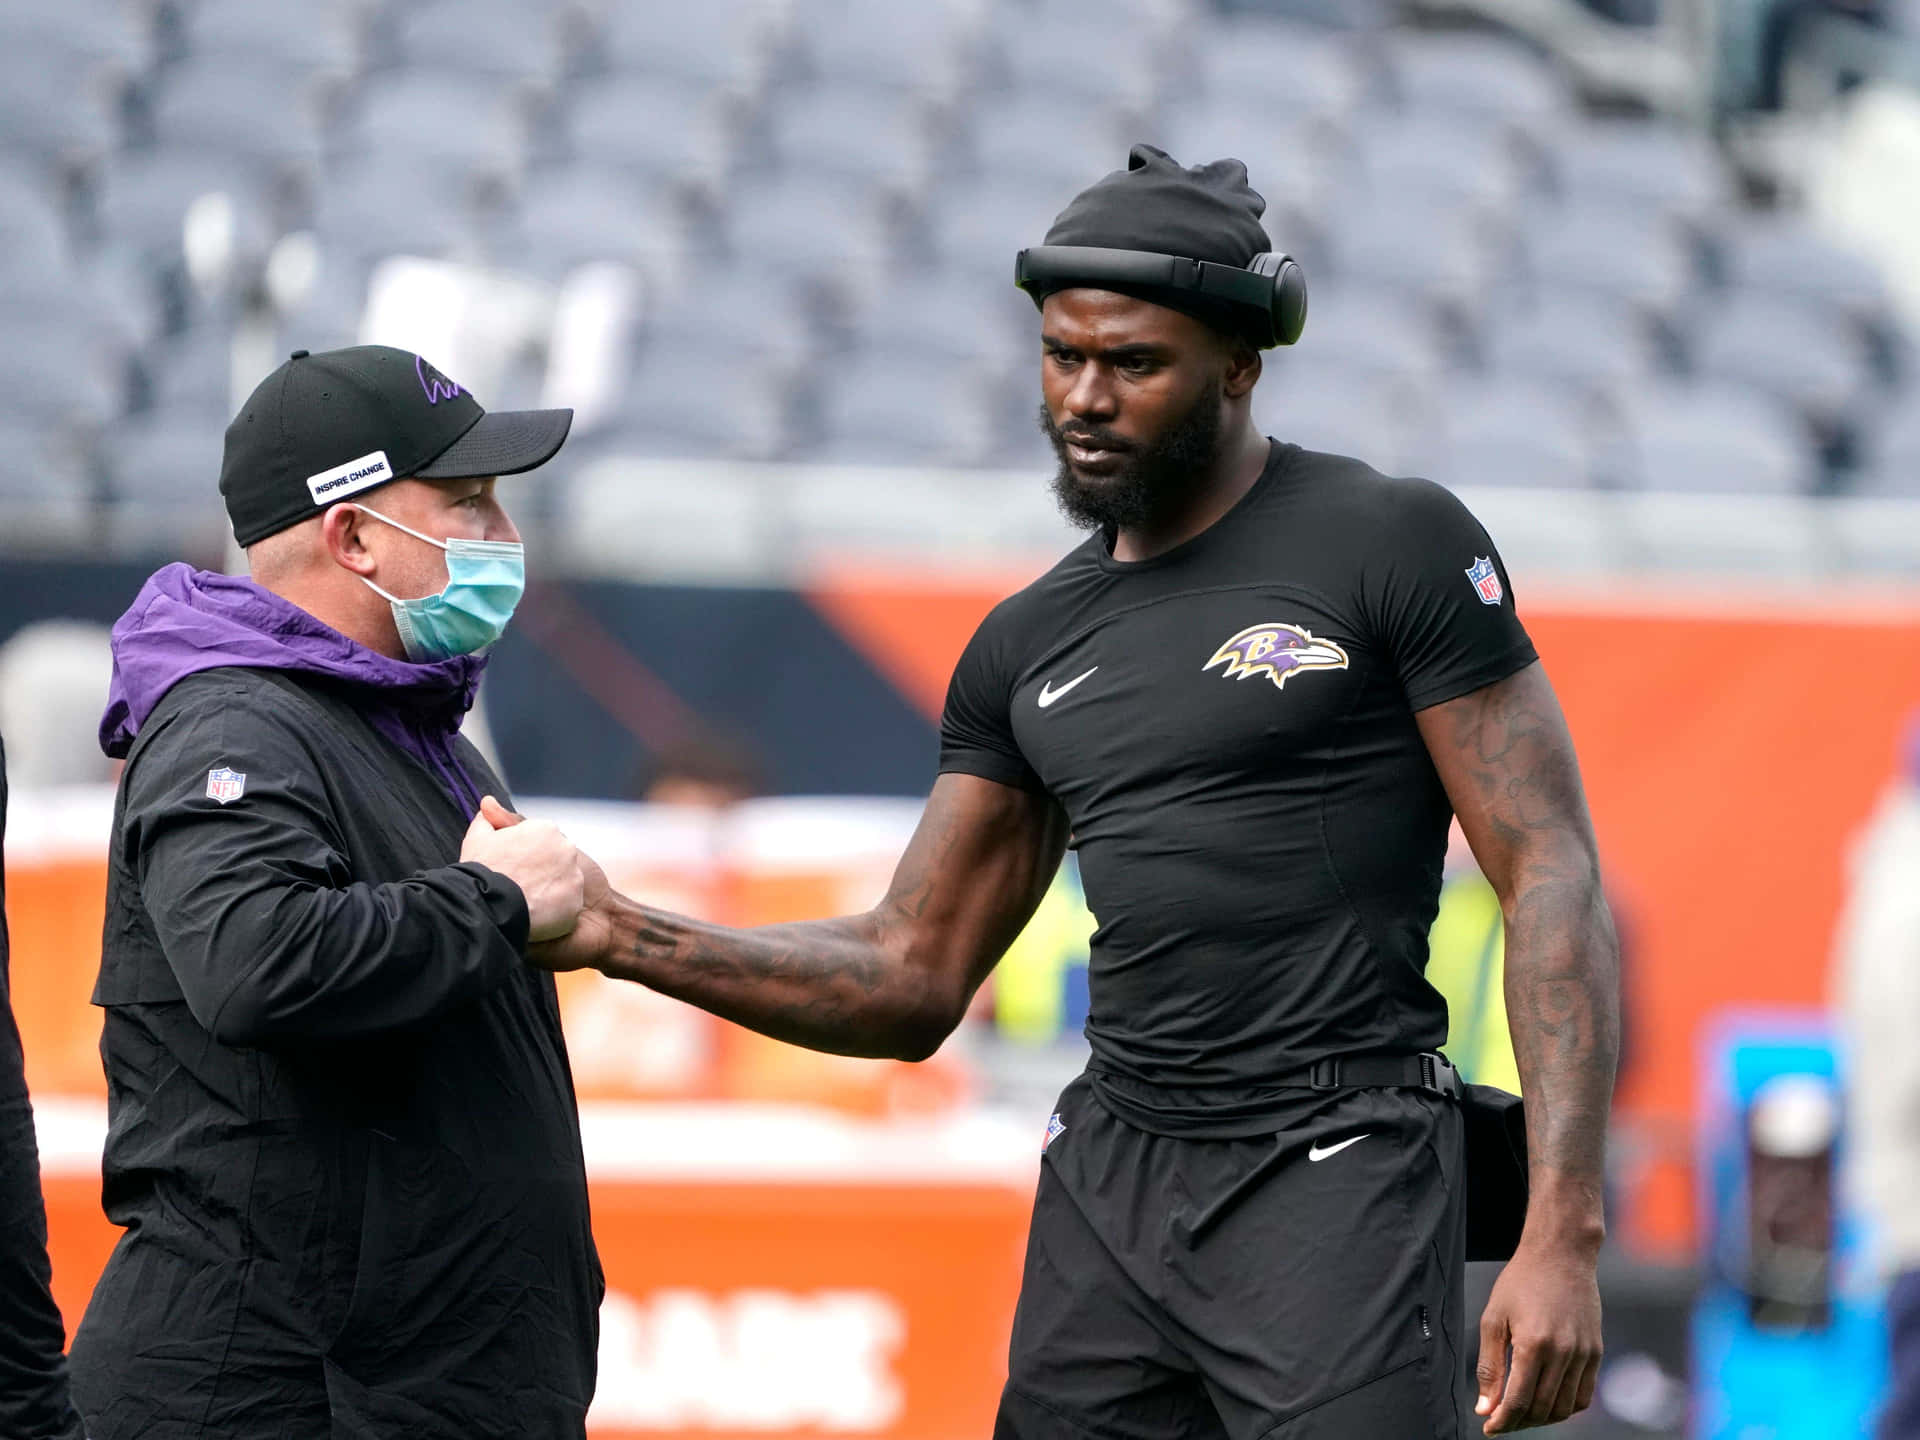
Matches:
[939,441,1537,1135]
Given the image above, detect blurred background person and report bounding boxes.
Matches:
[1837,717,1920,1440]
[638,735,767,811]
[0,732,86,1440]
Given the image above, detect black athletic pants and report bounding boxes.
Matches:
[995,1074,1466,1439]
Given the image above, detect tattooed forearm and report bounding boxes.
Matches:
[1420,662,1621,1245]
[606,906,949,1059]
[594,774,1068,1061]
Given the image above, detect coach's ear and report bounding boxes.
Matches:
[480,795,525,829]
[321,503,379,578]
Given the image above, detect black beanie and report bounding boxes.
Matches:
[1032,144,1275,343]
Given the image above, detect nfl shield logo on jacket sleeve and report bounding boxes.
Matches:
[205,768,246,804]
[1465,557,1504,606]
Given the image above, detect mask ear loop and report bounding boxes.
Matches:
[348,502,450,553]
[344,503,450,605]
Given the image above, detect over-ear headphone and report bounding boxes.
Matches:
[1014,245,1308,349]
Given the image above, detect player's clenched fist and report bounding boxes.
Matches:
[462,797,585,942]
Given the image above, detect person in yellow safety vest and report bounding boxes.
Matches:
[1426,865,1524,1094]
[994,847,1532,1092]
[993,858,1096,1047]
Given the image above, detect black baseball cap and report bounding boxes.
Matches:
[219,344,573,547]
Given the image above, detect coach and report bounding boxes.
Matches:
[514,147,1621,1437]
[68,346,603,1438]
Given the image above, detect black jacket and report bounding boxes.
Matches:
[68,670,602,1439]
[0,735,87,1440]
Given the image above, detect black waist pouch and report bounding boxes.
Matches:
[1461,1083,1529,1261]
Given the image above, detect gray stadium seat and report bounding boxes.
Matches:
[1325,195,1493,313]
[97,151,275,260]
[847,276,1028,367]
[1256,362,1429,474]
[1429,377,1596,489]
[983,11,1164,108]
[1848,461,1920,499]
[1521,204,1696,317]
[107,416,224,504]
[506,171,686,281]
[927,179,1075,286]
[814,354,1002,466]
[0,271,146,357]
[765,89,942,191]
[390,3,568,82]
[1549,120,1727,224]
[567,77,737,192]
[968,100,1130,192]
[150,61,330,171]
[640,271,817,372]
[0,336,123,429]
[1293,286,1451,384]
[789,0,984,98]
[0,60,118,166]
[310,156,478,268]
[1482,290,1659,394]
[1386,31,1569,130]
[1347,112,1532,217]
[141,330,240,423]
[0,179,72,281]
[347,73,528,175]
[615,351,793,460]
[1153,103,1333,220]
[723,176,898,286]
[103,416,232,555]
[1856,391,1920,487]
[0,4,149,77]
[1613,382,1813,493]
[180,0,361,80]
[1216,0,1391,29]
[595,0,779,93]
[0,421,93,547]
[1717,217,1889,322]
[1194,19,1369,122]
[1687,292,1873,422]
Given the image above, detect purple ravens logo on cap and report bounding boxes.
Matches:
[1204,623,1350,692]
[415,354,464,406]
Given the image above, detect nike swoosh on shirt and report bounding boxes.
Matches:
[1037,666,1099,708]
[1307,1134,1370,1162]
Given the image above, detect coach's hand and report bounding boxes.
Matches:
[462,797,585,943]
[1474,1236,1603,1433]
[476,796,614,969]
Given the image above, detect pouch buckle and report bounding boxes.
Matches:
[1309,1058,1340,1090]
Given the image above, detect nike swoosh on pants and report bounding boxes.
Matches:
[1307,1134,1370,1162]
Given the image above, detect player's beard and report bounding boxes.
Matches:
[1041,377,1225,534]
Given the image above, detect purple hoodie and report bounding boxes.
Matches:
[101,564,490,816]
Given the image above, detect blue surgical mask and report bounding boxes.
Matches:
[351,504,525,661]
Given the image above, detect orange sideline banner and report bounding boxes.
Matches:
[36,1101,1038,1439]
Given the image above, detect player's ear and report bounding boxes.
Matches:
[1221,338,1262,400]
[321,504,378,577]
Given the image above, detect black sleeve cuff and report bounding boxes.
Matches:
[937,750,1048,794]
[459,861,532,951]
[1404,643,1540,714]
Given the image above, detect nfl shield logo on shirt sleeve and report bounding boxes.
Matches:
[1465,557,1504,606]
[205,767,246,804]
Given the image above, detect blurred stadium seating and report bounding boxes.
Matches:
[0,0,1911,563]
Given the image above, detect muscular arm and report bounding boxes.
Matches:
[1418,660,1619,1243]
[550,774,1069,1061]
[1417,659,1619,1431]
